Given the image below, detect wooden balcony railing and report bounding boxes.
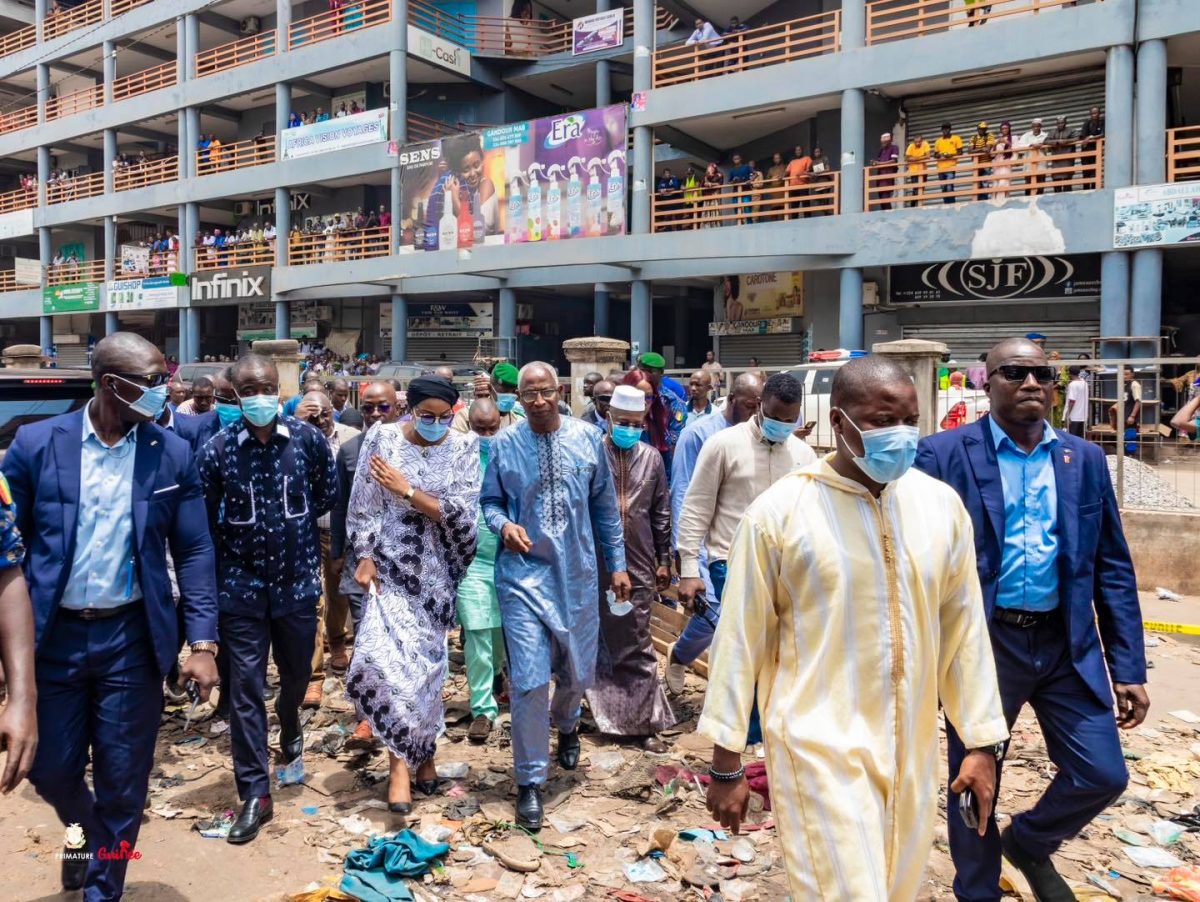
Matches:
[864,140,1104,210]
[867,0,1086,45]
[288,226,392,265]
[47,259,106,285]
[0,270,40,292]
[196,135,276,176]
[195,241,274,272]
[0,185,36,214]
[0,25,36,59]
[113,61,177,101]
[46,171,105,205]
[43,0,103,41]
[114,156,178,191]
[406,111,468,142]
[289,0,391,49]
[651,173,839,231]
[0,105,38,136]
[409,0,471,45]
[654,10,839,87]
[195,30,277,77]
[111,0,154,15]
[1167,126,1200,184]
[46,84,103,121]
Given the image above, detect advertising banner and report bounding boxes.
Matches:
[191,266,271,307]
[119,244,150,275]
[397,105,628,253]
[890,255,1101,304]
[237,299,319,341]
[572,8,624,55]
[106,274,186,311]
[13,257,40,285]
[723,272,804,321]
[408,25,470,77]
[43,282,100,314]
[1114,182,1200,248]
[708,318,800,337]
[280,108,389,160]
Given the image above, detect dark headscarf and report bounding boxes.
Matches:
[406,375,458,408]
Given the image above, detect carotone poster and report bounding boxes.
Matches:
[396,105,628,253]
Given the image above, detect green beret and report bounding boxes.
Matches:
[638,352,665,368]
[492,362,520,385]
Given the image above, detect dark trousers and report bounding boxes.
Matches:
[29,607,162,902]
[939,170,956,203]
[1068,420,1085,438]
[221,599,317,800]
[947,618,1127,901]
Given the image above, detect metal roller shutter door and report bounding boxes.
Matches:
[903,71,1106,146]
[901,320,1099,362]
[716,333,808,368]
[405,337,480,362]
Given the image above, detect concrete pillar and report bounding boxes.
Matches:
[40,317,52,355]
[185,14,199,81]
[275,187,290,263]
[1104,44,1134,191]
[251,338,301,398]
[562,336,629,414]
[185,108,200,178]
[37,146,49,207]
[103,129,116,192]
[873,339,948,437]
[185,203,200,273]
[36,64,48,125]
[188,308,201,360]
[389,0,408,250]
[390,292,407,362]
[176,16,186,81]
[276,0,292,48]
[105,311,119,334]
[498,288,516,360]
[673,294,689,364]
[841,0,866,49]
[839,268,864,350]
[630,0,652,239]
[178,309,190,361]
[102,40,115,105]
[630,280,651,356]
[275,81,290,135]
[632,0,651,89]
[34,0,46,42]
[275,300,289,340]
[595,0,611,105]
[1129,38,1167,359]
[104,215,116,281]
[1099,251,1130,357]
[593,283,610,336]
[840,88,865,214]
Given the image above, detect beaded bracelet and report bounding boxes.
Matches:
[708,764,746,783]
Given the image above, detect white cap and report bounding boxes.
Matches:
[1032,117,1043,125]
[610,385,646,413]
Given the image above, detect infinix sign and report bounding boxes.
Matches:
[190,266,272,306]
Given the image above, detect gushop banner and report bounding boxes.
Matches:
[396,105,628,253]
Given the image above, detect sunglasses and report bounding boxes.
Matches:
[415,411,455,426]
[594,395,613,404]
[113,372,171,388]
[361,403,393,414]
[518,388,559,404]
[989,365,1056,385]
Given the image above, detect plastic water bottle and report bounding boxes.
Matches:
[607,588,632,617]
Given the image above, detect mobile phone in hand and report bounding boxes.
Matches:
[958,789,979,830]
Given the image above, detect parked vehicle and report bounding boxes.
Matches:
[0,368,94,458]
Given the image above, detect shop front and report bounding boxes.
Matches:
[709,271,809,366]
[43,281,102,366]
[381,300,494,362]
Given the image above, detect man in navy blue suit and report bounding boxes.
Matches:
[2,332,219,900]
[916,336,1148,902]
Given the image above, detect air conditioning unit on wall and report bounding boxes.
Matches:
[233,201,255,217]
[862,281,880,308]
[240,16,261,35]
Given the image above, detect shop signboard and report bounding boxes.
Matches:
[43,282,100,314]
[13,257,40,285]
[408,25,470,77]
[1113,182,1200,248]
[890,255,1101,304]
[191,266,271,307]
[397,105,628,252]
[708,317,800,337]
[279,108,389,160]
[237,298,318,341]
[572,8,624,55]
[722,272,804,321]
[106,274,186,311]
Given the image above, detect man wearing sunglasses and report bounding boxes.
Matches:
[581,379,616,430]
[1,332,219,898]
[916,337,1146,902]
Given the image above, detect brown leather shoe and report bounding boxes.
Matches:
[302,680,323,709]
[345,719,377,749]
[329,642,350,673]
[467,714,493,744]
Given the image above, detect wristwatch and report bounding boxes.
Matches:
[969,742,1006,761]
[190,641,219,656]
[403,486,416,501]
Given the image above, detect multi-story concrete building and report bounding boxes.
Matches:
[0,0,1194,368]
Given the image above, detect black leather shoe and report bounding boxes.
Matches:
[556,729,581,770]
[388,801,412,815]
[515,783,543,832]
[414,779,442,796]
[278,711,303,762]
[1000,825,1074,902]
[226,796,273,845]
[61,847,88,890]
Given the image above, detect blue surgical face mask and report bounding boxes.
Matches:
[477,434,494,458]
[759,413,796,444]
[610,423,642,449]
[496,393,517,413]
[416,419,449,442]
[239,393,279,428]
[215,401,242,429]
[835,407,919,484]
[112,375,169,421]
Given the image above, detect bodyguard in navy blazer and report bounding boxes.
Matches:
[916,337,1147,902]
[2,333,219,900]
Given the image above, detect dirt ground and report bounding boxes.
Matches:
[3,593,1199,902]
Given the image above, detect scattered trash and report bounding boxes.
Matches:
[194,810,235,839]
[301,805,321,816]
[1156,587,1183,601]
[1150,819,1186,845]
[1151,865,1200,902]
[1123,846,1186,869]
[1085,873,1123,898]
[590,750,626,773]
[720,878,760,901]
[436,761,470,779]
[730,838,756,863]
[337,814,375,837]
[208,718,230,736]
[418,823,454,844]
[151,803,183,819]
[1168,710,1200,725]
[339,829,449,901]
[679,828,728,843]
[444,796,481,821]
[174,734,207,748]
[1112,827,1150,846]
[622,859,667,883]
[483,836,542,873]
[546,811,589,834]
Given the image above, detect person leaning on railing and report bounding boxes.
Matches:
[967,122,995,202]
[1047,116,1078,193]
[905,134,932,207]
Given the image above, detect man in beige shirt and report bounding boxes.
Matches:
[701,350,724,397]
[672,373,816,689]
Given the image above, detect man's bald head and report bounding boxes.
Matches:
[92,331,163,379]
[469,397,502,437]
[830,356,913,410]
[360,381,397,429]
[730,371,764,399]
[303,390,332,411]
[726,371,764,424]
[986,337,1046,374]
[434,366,455,381]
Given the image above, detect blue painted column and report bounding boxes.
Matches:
[275,301,289,340]
[38,226,50,355]
[102,40,115,105]
[838,84,866,349]
[498,288,517,361]
[1129,39,1166,357]
[389,0,408,251]
[390,292,407,362]
[842,0,866,49]
[103,130,116,192]
[594,283,610,337]
[629,0,653,354]
[839,269,864,351]
[184,203,200,361]
[1100,44,1134,357]
[104,216,118,335]
[630,281,651,357]
[178,310,189,361]
[593,0,612,331]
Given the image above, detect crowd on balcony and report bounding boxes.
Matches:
[196,222,278,265]
[288,206,393,262]
[45,167,81,200]
[286,101,365,128]
[196,132,272,171]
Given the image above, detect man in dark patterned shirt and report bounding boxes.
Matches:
[0,471,36,796]
[197,353,336,845]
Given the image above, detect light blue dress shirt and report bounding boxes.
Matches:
[989,417,1059,612]
[60,402,143,610]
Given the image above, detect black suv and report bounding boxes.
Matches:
[0,368,94,457]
